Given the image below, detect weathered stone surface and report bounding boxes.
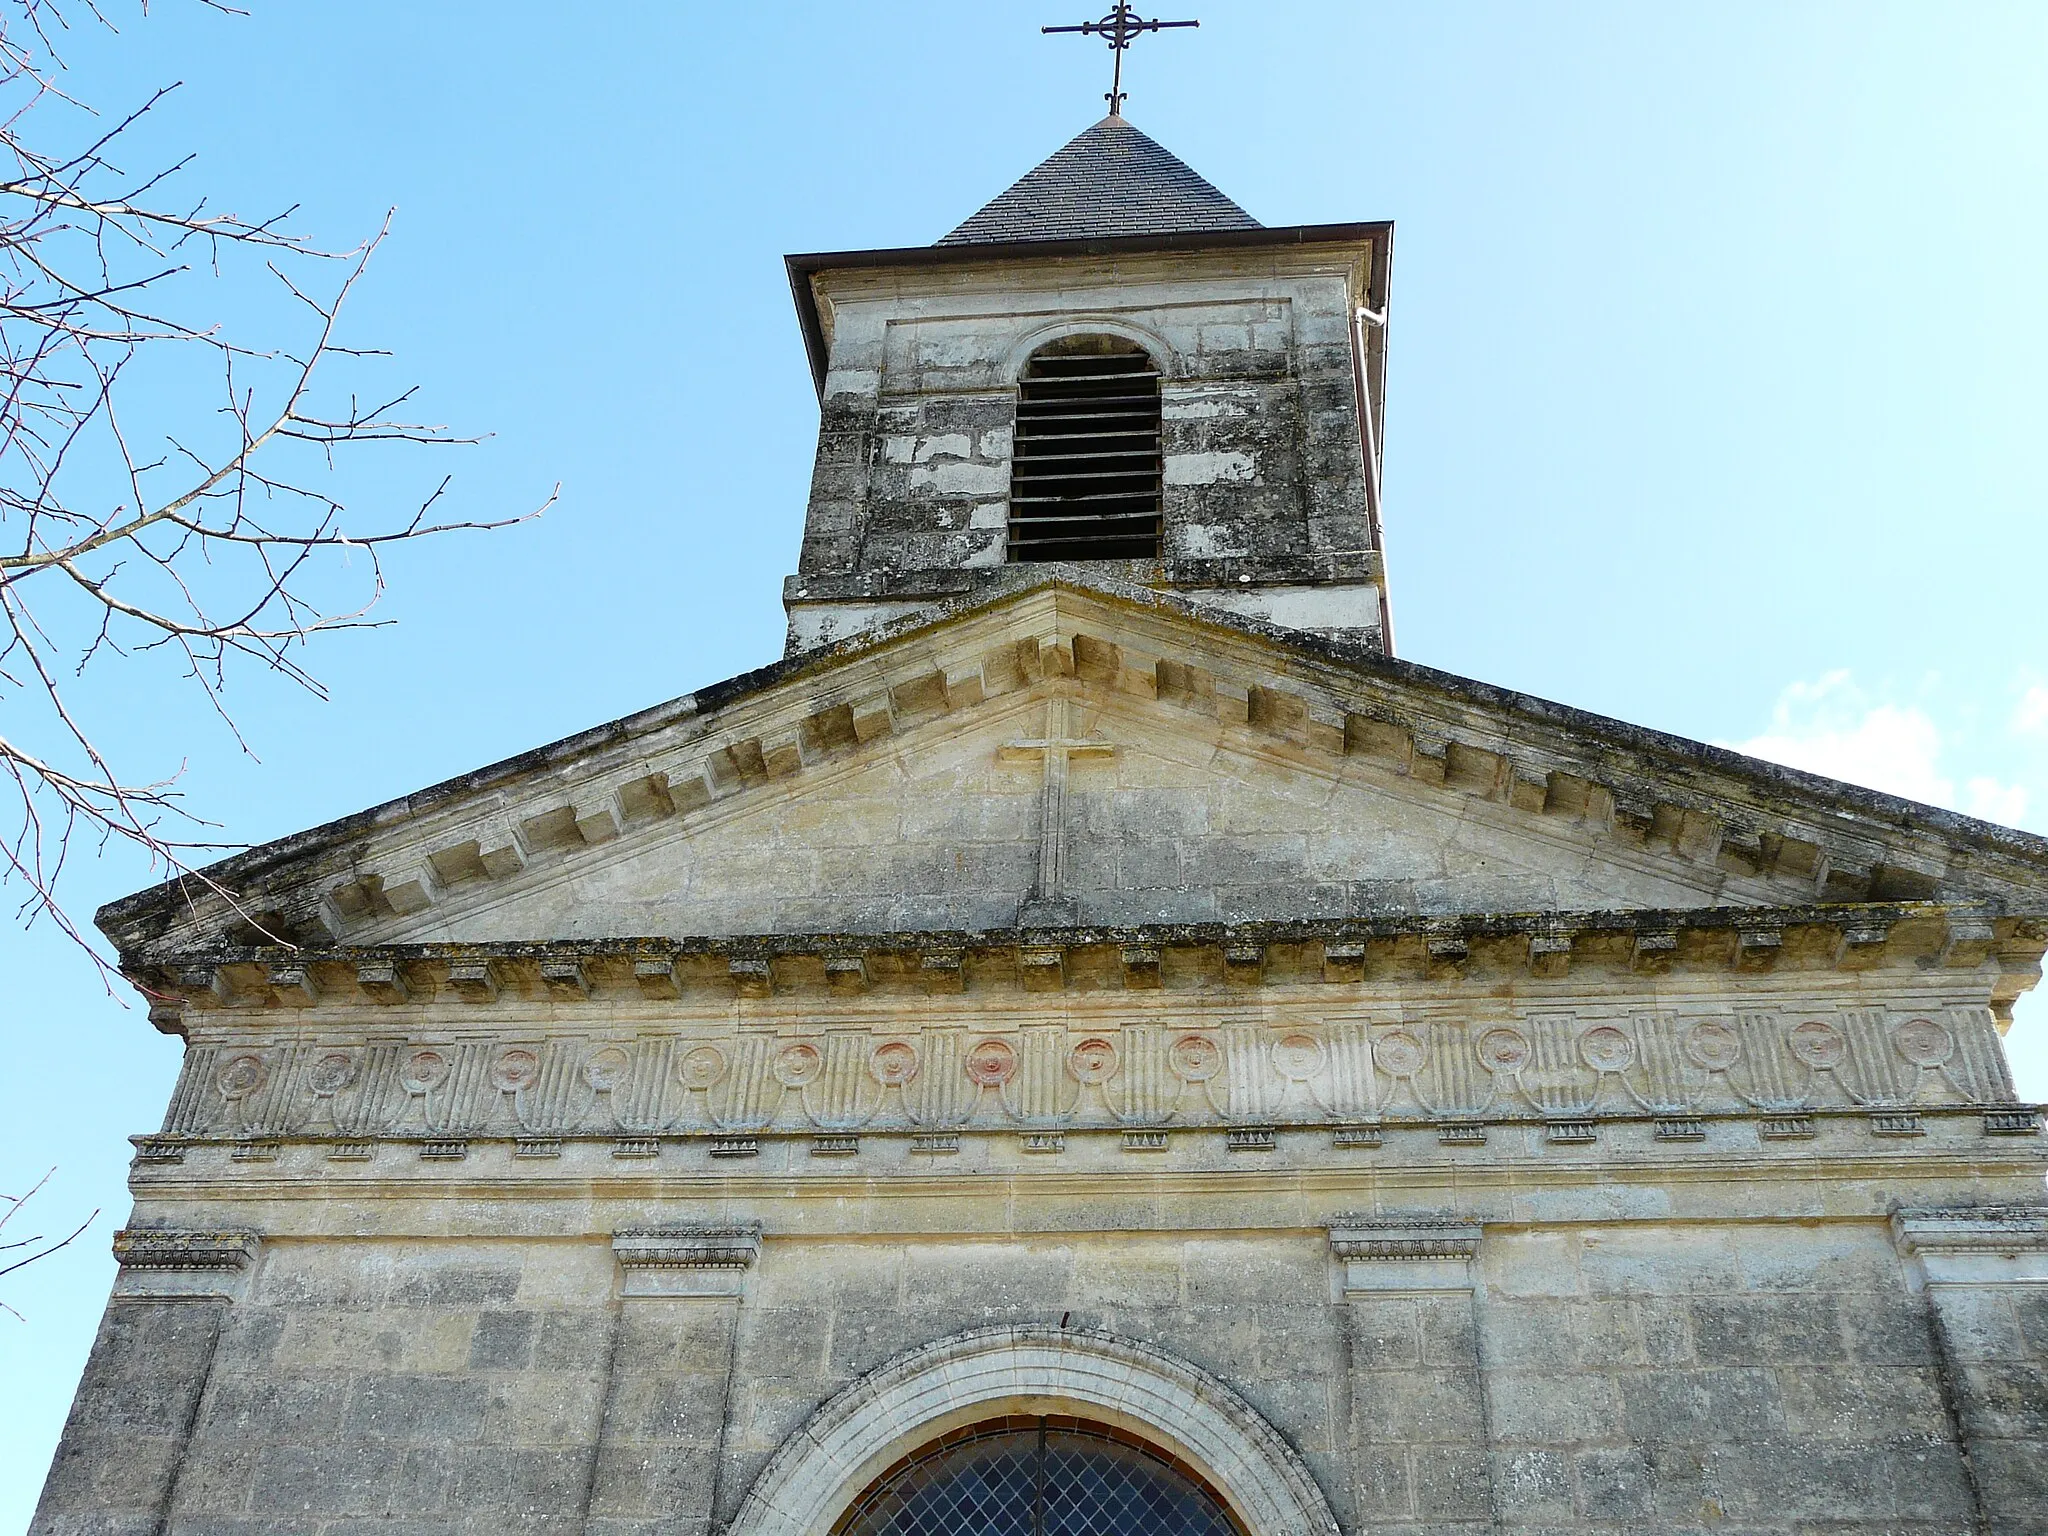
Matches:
[38,110,2048,1536]
[92,578,2048,973]
[784,237,1387,655]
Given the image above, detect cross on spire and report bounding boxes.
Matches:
[1043,3,1199,116]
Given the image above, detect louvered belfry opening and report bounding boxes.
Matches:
[1007,336,1163,562]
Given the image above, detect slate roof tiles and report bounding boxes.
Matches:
[939,115,1261,246]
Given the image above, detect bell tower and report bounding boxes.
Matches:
[782,114,1393,655]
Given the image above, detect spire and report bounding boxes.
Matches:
[937,116,1261,247]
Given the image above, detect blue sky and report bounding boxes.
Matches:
[4,1,2046,1519]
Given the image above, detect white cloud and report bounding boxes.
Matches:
[1728,671,2029,825]
[2015,685,2048,739]
[1965,777,2031,824]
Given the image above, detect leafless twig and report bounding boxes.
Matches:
[0,1167,97,1314]
[0,1,550,979]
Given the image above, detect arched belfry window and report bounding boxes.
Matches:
[1007,337,1164,562]
[834,1416,1243,1536]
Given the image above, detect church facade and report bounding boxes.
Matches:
[34,117,2048,1536]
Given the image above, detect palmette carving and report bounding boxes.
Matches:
[721,1035,780,1132]
[814,1031,876,1130]
[1223,1022,1269,1123]
[155,1001,2020,1145]
[1521,1013,1588,1117]
[1951,1005,2017,1102]
[1323,1022,1376,1120]
[909,1032,973,1129]
[1631,1010,1691,1114]
[1005,1028,1072,1126]
[1109,1025,1170,1125]
[1428,1019,1487,1118]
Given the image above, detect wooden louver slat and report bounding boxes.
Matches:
[1007,341,1163,563]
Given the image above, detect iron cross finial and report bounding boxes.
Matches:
[1042,3,1199,116]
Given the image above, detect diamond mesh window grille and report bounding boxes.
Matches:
[835,1417,1242,1536]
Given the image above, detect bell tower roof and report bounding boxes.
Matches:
[938,115,1261,246]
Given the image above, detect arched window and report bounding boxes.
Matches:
[1008,337,1164,562]
[834,1416,1243,1536]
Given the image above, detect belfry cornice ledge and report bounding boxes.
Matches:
[782,551,1385,606]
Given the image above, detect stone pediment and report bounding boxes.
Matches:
[272,689,1770,948]
[99,573,2048,970]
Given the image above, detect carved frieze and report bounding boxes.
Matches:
[152,1000,2026,1147]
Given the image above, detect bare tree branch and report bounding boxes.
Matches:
[0,0,552,979]
[0,1167,98,1312]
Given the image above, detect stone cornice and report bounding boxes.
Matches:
[127,1143,2048,1210]
[612,1224,762,1271]
[94,576,2048,965]
[131,902,2045,1022]
[790,226,1388,400]
[1892,1205,2048,1258]
[1328,1212,1483,1293]
[1327,1214,1483,1260]
[111,1228,259,1270]
[613,1223,761,1297]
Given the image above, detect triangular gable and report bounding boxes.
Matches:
[98,573,2048,964]
[345,684,1765,948]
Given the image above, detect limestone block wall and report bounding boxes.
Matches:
[33,1204,2048,1536]
[797,256,1369,579]
[716,1232,1346,1531]
[55,898,2048,1534]
[1472,1223,1973,1531]
[33,1295,231,1528]
[1895,1208,2048,1529]
[35,1238,620,1536]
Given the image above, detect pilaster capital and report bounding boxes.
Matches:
[1329,1213,1483,1294]
[613,1223,761,1297]
[1893,1205,2048,1286]
[110,1227,261,1301]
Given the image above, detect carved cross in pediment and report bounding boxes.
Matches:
[1001,697,1114,926]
